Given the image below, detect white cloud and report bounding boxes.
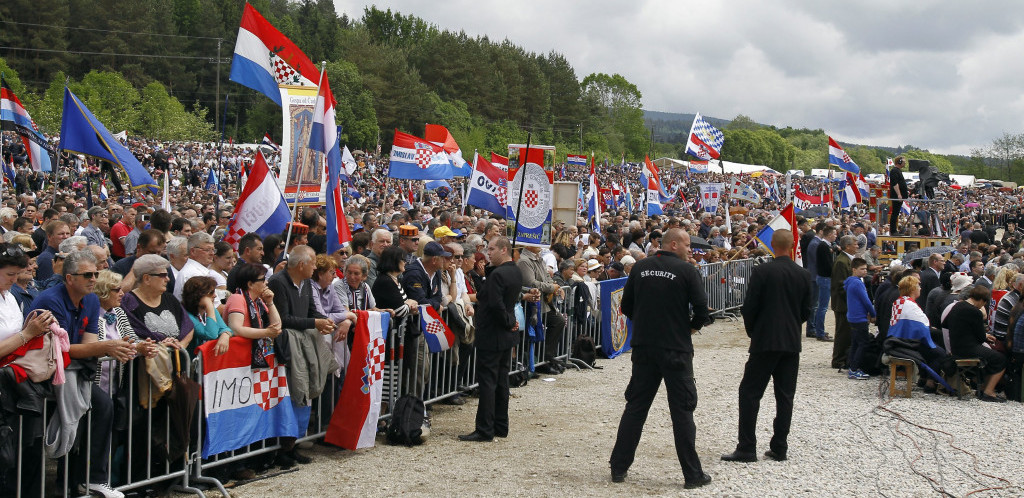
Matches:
[333,0,1024,154]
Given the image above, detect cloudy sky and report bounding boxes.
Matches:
[333,0,1024,155]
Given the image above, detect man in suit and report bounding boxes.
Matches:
[889,156,909,235]
[459,236,530,442]
[722,229,812,463]
[802,221,822,338]
[830,235,858,369]
[609,228,712,489]
[813,226,836,342]
[918,254,944,309]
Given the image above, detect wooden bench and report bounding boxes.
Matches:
[953,359,981,400]
[888,358,916,398]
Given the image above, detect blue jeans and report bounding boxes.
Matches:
[814,276,831,338]
[807,278,819,336]
[848,321,870,372]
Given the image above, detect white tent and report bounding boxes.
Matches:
[720,160,780,175]
[948,174,976,187]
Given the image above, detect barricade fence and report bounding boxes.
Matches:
[3,260,764,497]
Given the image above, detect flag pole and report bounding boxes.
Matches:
[215,94,230,216]
[511,133,532,248]
[53,77,71,206]
[284,63,324,252]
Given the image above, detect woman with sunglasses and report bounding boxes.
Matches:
[121,254,194,350]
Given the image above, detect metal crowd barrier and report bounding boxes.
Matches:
[5,264,769,497]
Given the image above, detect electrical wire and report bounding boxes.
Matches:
[0,20,223,40]
[0,46,214,60]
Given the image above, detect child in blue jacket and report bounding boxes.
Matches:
[845,258,876,379]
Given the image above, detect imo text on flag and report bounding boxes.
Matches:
[728,179,762,204]
[222,151,291,249]
[420,305,455,353]
[230,2,319,106]
[793,188,832,213]
[60,88,158,190]
[685,112,725,161]
[199,337,302,457]
[388,130,454,180]
[586,155,601,234]
[1,77,53,172]
[827,136,860,174]
[425,124,471,177]
[309,69,352,254]
[466,153,507,216]
[698,183,725,213]
[754,203,800,263]
[325,310,391,450]
[599,278,633,359]
[506,157,554,247]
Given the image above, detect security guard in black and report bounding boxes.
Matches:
[609,228,712,488]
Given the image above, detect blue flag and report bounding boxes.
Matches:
[206,168,220,192]
[60,88,158,190]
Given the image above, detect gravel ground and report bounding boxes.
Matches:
[199,317,1024,497]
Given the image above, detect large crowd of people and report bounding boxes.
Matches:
[1,131,1023,496]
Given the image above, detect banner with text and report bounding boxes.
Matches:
[506,162,553,247]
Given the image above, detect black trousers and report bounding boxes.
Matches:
[474,348,511,437]
[890,201,902,234]
[543,310,565,362]
[609,347,703,481]
[736,351,799,455]
[71,384,114,488]
[832,312,851,369]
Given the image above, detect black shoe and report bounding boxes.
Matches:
[458,431,493,442]
[495,429,508,438]
[805,332,815,338]
[288,449,312,464]
[611,470,627,483]
[978,393,1007,403]
[816,335,834,342]
[684,473,712,489]
[442,395,466,405]
[764,449,787,461]
[535,365,560,375]
[720,450,757,462]
[274,453,295,470]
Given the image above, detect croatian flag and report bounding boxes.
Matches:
[230,3,319,106]
[688,160,710,174]
[644,174,663,215]
[567,154,588,168]
[643,155,669,196]
[388,130,453,180]
[325,311,391,450]
[685,113,725,160]
[466,153,507,216]
[309,69,352,254]
[793,189,831,212]
[586,155,601,234]
[828,136,860,174]
[856,173,869,200]
[261,133,279,151]
[839,172,862,209]
[222,150,291,250]
[888,296,937,348]
[420,305,455,353]
[199,337,302,458]
[425,124,471,177]
[1,157,14,187]
[99,181,109,201]
[754,203,800,264]
[1,77,53,172]
[491,152,509,172]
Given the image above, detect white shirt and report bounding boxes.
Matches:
[0,290,23,341]
[174,258,211,301]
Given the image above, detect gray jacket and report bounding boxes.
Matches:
[283,328,339,406]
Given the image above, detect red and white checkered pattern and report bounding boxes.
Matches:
[222,221,246,249]
[360,336,387,394]
[252,365,288,411]
[414,143,433,169]
[496,179,508,206]
[890,296,912,326]
[524,189,538,208]
[271,55,299,85]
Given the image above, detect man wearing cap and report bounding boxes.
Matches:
[285,222,309,251]
[398,225,420,265]
[434,225,458,245]
[403,241,450,397]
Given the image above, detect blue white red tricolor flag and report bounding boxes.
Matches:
[99,181,108,201]
[425,124,471,177]
[644,174,662,215]
[222,150,291,250]
[793,188,832,212]
[828,136,860,174]
[230,3,319,106]
[566,154,588,168]
[754,203,801,264]
[466,152,507,216]
[261,132,279,151]
[838,172,862,209]
[888,296,936,348]
[325,310,391,450]
[199,337,304,458]
[388,130,453,180]
[685,113,724,160]
[586,154,601,234]
[309,69,351,253]
[643,155,669,196]
[420,305,455,353]
[1,77,53,172]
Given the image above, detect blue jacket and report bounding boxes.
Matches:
[845,276,875,324]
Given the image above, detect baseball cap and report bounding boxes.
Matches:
[433,226,457,239]
[423,241,452,257]
[399,225,419,237]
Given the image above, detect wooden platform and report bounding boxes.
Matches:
[876,235,955,264]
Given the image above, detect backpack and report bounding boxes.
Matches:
[572,335,598,367]
[509,362,529,388]
[386,395,425,446]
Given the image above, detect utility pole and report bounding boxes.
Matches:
[578,123,583,153]
[210,39,229,136]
